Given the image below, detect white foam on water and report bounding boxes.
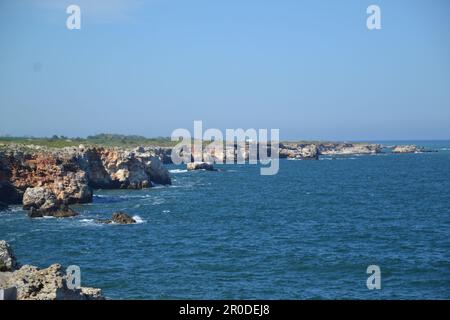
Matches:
[132,215,145,224]
[162,210,171,213]
[169,169,188,174]
[4,206,25,213]
[151,184,168,189]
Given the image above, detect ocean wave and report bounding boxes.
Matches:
[439,148,450,151]
[79,216,145,225]
[162,210,171,213]
[132,215,145,224]
[1,206,25,213]
[169,169,188,174]
[151,184,169,189]
[80,218,95,224]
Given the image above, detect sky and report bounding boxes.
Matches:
[0,0,449,140]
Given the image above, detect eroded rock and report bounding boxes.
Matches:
[3,264,103,300]
[0,240,18,272]
[23,187,78,218]
[0,241,104,300]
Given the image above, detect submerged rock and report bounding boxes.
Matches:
[186,162,216,171]
[0,240,18,272]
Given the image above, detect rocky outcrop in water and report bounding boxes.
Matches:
[391,145,423,153]
[22,186,78,218]
[0,241,104,300]
[97,211,136,224]
[318,143,381,155]
[187,161,217,171]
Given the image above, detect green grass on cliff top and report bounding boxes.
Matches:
[0,134,178,148]
[0,134,372,149]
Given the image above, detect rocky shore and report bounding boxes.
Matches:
[0,240,104,300]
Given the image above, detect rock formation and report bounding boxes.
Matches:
[1,264,103,300]
[317,143,381,155]
[279,143,319,160]
[391,145,422,153]
[22,186,78,218]
[187,162,217,171]
[77,146,172,188]
[0,240,18,272]
[97,211,136,224]
[0,145,172,216]
[0,241,104,300]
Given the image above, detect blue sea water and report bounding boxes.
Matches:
[1,141,449,299]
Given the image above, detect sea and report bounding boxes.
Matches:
[1,141,449,299]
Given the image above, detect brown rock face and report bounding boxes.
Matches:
[5,151,93,205]
[0,145,172,213]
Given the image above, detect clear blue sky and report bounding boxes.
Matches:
[0,0,449,140]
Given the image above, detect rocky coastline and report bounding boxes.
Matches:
[0,140,436,300]
[0,141,433,213]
